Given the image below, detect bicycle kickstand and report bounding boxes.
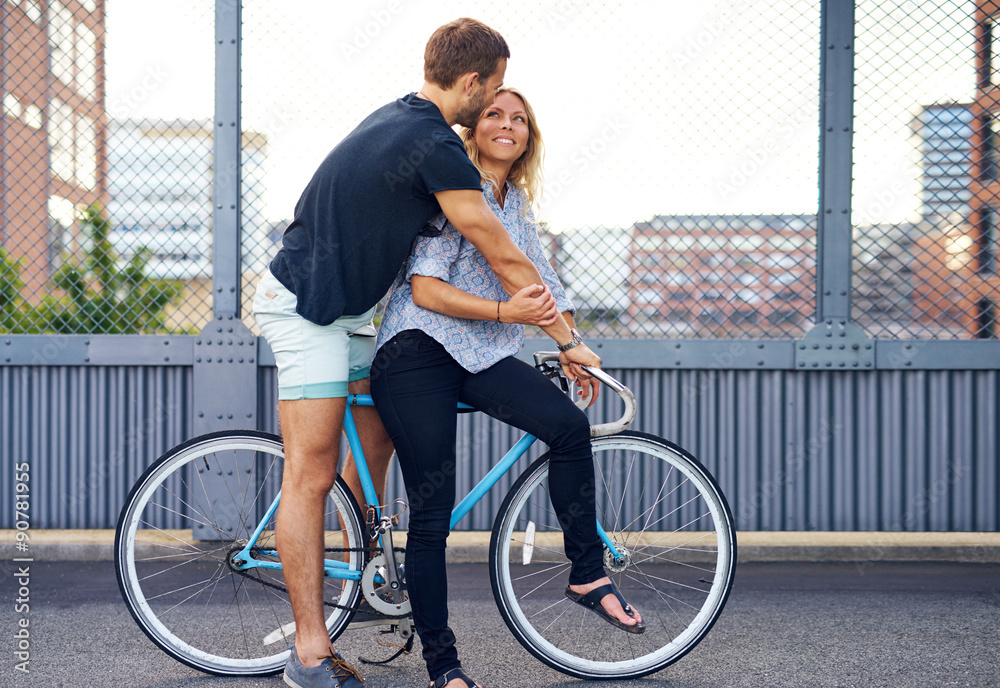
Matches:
[358,617,416,666]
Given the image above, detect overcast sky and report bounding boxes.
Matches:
[105,0,975,233]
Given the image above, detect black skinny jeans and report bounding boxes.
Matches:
[370,330,605,681]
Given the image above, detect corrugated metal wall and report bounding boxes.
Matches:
[1,366,191,529]
[4,365,996,531]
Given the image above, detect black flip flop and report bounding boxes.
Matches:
[565,582,646,634]
[430,667,481,688]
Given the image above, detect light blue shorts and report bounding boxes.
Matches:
[252,270,377,400]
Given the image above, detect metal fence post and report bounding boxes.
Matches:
[816,0,855,323]
[190,0,258,539]
[796,0,875,370]
[212,0,241,318]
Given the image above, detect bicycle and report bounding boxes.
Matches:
[115,352,736,681]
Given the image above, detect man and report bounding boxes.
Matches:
[253,18,601,688]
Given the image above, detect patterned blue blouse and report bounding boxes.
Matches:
[376,182,574,373]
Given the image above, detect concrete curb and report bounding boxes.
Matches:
[3,530,1000,563]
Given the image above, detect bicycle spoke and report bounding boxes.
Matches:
[510,561,573,584]
[623,566,712,598]
[615,469,681,536]
[133,521,222,555]
[615,447,638,533]
[136,549,219,582]
[629,515,717,556]
[145,566,230,610]
[517,562,572,600]
[625,493,706,537]
[630,551,718,575]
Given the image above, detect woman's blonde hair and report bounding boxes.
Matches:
[459,87,544,212]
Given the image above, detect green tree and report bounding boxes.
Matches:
[1,203,185,334]
[0,247,30,332]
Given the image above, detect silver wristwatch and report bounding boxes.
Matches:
[557,328,583,352]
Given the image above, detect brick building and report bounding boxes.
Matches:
[967,0,1000,336]
[911,3,1000,339]
[627,214,815,337]
[1,0,107,299]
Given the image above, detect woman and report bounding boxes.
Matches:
[370,88,643,688]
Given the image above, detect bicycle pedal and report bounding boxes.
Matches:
[394,616,415,640]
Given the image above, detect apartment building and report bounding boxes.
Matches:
[1,0,106,298]
[107,118,270,330]
[958,0,1000,336]
[627,214,816,337]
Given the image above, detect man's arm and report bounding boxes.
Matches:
[435,188,574,345]
[435,189,545,294]
[411,275,559,326]
[434,188,601,374]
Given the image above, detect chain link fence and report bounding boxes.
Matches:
[3,1,996,339]
[240,0,821,338]
[1,0,216,335]
[854,0,998,339]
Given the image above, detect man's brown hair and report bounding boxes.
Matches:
[424,18,510,89]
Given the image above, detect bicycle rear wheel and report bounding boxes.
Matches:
[489,430,736,680]
[114,430,365,676]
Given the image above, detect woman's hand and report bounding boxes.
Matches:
[410,276,561,327]
[500,284,559,326]
[560,343,601,407]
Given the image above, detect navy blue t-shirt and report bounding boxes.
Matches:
[268,94,482,325]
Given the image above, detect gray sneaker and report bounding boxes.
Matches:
[283,647,364,688]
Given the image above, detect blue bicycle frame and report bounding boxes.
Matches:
[231,394,622,577]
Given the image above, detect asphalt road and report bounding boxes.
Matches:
[2,561,998,688]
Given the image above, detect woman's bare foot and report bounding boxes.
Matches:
[566,576,643,627]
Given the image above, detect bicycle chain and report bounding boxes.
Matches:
[233,547,406,612]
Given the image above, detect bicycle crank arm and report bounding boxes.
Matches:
[379,526,405,604]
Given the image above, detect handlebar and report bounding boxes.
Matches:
[532,351,637,437]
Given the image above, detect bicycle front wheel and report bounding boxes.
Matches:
[115,430,366,676]
[489,430,736,680]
